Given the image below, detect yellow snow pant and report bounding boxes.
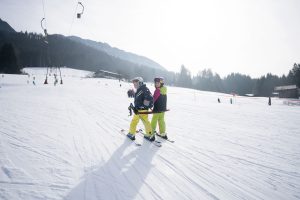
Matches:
[129,110,152,136]
[151,112,166,136]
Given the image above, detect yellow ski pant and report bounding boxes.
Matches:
[151,112,166,135]
[129,110,152,136]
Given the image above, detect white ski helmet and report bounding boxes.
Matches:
[154,77,164,83]
[131,77,143,83]
[154,77,164,86]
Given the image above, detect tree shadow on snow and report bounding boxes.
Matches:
[65,138,159,200]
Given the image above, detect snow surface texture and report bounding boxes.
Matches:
[0,68,300,200]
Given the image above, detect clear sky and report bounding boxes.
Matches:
[1,0,299,77]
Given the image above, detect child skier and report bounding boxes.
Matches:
[151,77,168,139]
[127,77,155,141]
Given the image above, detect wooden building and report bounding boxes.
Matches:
[274,85,299,98]
[93,70,122,80]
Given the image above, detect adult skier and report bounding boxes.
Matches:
[127,77,155,141]
[151,77,168,139]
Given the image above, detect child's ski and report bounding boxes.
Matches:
[120,129,142,146]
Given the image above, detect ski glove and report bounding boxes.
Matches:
[143,100,151,108]
[133,107,138,115]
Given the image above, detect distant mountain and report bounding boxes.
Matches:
[69,36,165,71]
[0,19,174,81]
[0,18,16,33]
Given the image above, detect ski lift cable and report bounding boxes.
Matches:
[40,18,45,30]
[40,0,53,84]
[41,0,47,29]
[78,2,84,16]
[41,0,48,37]
[68,1,79,36]
[41,0,85,84]
[40,18,47,36]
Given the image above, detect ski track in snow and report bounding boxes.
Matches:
[0,68,300,200]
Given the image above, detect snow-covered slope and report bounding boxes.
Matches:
[0,68,300,200]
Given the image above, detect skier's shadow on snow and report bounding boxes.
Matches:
[65,137,159,200]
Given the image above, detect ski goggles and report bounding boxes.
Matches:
[154,78,163,83]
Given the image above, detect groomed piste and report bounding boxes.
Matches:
[0,68,299,200]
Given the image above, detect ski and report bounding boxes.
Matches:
[120,129,142,146]
[156,133,175,143]
[142,136,162,147]
[137,129,162,147]
[138,129,174,143]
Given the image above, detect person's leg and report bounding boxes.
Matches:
[151,113,159,134]
[129,114,140,134]
[158,112,166,136]
[139,113,152,137]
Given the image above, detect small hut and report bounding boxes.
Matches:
[274,85,299,98]
[93,70,122,80]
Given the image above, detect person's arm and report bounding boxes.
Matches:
[153,88,161,103]
[142,87,153,109]
[160,86,167,95]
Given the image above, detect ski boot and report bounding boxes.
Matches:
[127,133,135,141]
[156,132,168,140]
[144,134,155,142]
[160,135,168,140]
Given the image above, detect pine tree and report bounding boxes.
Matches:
[292,63,300,87]
[0,43,20,74]
[177,65,192,88]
